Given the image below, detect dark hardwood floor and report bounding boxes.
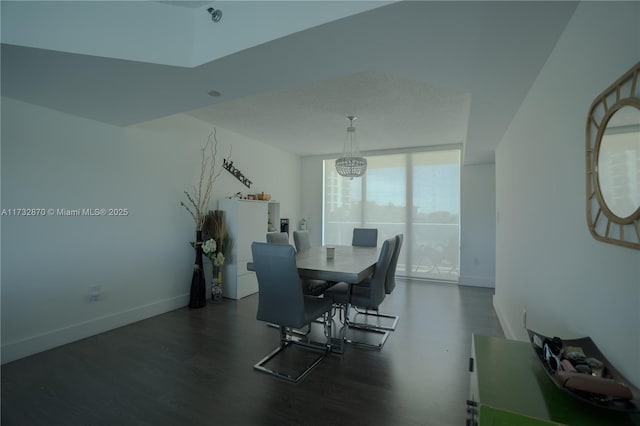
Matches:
[1,280,503,426]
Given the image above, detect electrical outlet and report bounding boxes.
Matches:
[88,285,102,302]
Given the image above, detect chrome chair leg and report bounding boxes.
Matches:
[345,322,390,350]
[266,322,312,336]
[253,341,326,383]
[254,322,330,383]
[323,311,334,351]
[326,304,346,354]
[333,303,389,351]
[352,306,399,332]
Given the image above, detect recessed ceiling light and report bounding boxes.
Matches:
[208,90,222,97]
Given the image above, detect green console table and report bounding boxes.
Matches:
[468,334,640,425]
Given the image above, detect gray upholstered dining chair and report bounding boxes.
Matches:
[266,232,289,244]
[271,231,331,297]
[352,228,378,247]
[293,230,311,252]
[251,242,333,383]
[324,236,396,350]
[353,233,403,331]
[385,234,403,295]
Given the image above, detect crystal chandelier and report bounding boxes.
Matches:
[335,116,367,179]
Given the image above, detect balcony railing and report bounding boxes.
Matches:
[324,220,459,281]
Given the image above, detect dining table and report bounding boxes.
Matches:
[294,245,379,284]
[247,244,379,285]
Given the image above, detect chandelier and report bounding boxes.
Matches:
[335,116,367,179]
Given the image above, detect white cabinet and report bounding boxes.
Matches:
[218,199,278,299]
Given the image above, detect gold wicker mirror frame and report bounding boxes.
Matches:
[586,62,640,250]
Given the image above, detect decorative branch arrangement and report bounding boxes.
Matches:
[203,210,228,260]
[223,158,252,189]
[181,128,230,230]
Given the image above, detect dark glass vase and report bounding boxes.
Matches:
[188,230,207,309]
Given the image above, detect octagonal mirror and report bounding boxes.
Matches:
[587,62,640,249]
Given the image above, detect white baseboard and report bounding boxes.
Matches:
[1,294,190,364]
[493,294,516,340]
[459,274,495,288]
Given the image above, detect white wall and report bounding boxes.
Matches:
[494,2,640,386]
[1,98,301,363]
[460,164,495,287]
[300,156,325,245]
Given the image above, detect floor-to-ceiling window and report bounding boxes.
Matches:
[323,148,460,281]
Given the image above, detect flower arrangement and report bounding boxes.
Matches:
[202,238,225,267]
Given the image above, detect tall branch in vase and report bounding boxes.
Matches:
[181,128,230,308]
[181,128,228,231]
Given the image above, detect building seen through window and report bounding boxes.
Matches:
[323,149,460,281]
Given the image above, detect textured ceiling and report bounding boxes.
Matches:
[1,1,580,165]
[187,72,471,156]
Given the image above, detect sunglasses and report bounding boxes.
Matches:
[543,340,564,372]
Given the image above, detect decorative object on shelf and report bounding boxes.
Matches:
[256,192,271,201]
[527,329,640,412]
[223,158,253,188]
[181,128,228,308]
[203,210,227,303]
[586,61,640,250]
[335,115,367,179]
